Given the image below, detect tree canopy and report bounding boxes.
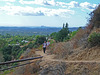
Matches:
[50,23,70,42]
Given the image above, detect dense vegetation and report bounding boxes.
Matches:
[88,32,100,47]
[0,34,47,62]
[50,23,81,42]
[50,23,70,42]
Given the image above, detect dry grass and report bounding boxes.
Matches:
[48,28,100,61]
[19,48,35,59]
[12,60,40,75]
[65,62,100,75]
[68,46,100,61]
[72,28,89,49]
[91,28,100,34]
[11,48,40,75]
[48,41,74,59]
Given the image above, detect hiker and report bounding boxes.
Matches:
[47,41,50,47]
[43,41,47,53]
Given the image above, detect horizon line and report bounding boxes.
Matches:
[0,26,85,28]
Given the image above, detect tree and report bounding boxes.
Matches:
[5,33,11,38]
[35,36,46,45]
[50,32,57,39]
[52,23,70,42]
[2,45,12,61]
[65,23,68,28]
[27,42,34,49]
[63,23,65,28]
[12,45,20,58]
[0,39,7,49]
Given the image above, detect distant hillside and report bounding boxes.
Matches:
[0,27,79,36]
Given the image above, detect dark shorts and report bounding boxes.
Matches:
[43,47,46,53]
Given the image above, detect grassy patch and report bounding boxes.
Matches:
[0,69,14,75]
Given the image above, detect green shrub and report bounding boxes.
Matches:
[51,23,69,42]
[33,45,38,48]
[27,42,34,49]
[88,32,100,46]
[70,31,78,39]
[16,49,24,59]
[35,36,46,45]
[22,46,28,51]
[3,54,12,61]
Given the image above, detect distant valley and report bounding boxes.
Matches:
[0,26,79,36]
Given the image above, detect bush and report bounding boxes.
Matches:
[33,45,38,48]
[1,45,25,61]
[16,49,24,59]
[35,36,46,45]
[22,46,28,51]
[70,31,78,39]
[88,32,100,46]
[27,42,34,49]
[3,54,12,61]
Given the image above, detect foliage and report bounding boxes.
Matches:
[70,31,78,39]
[69,27,82,39]
[48,39,55,45]
[27,42,34,49]
[27,35,46,49]
[0,39,7,62]
[16,49,24,59]
[22,46,28,51]
[35,35,46,45]
[3,54,12,61]
[88,32,100,46]
[12,45,21,58]
[2,46,12,55]
[0,52,4,62]
[50,32,57,39]
[50,23,70,42]
[1,45,28,61]
[2,45,14,61]
[0,69,14,75]
[0,39,7,49]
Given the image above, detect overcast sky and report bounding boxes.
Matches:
[0,0,99,27]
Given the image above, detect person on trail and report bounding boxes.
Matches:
[47,41,50,47]
[46,40,50,50]
[43,41,47,53]
[46,41,50,55]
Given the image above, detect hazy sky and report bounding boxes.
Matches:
[0,0,99,27]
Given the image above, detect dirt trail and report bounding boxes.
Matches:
[35,50,100,63]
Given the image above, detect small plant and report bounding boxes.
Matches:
[27,42,34,49]
[33,45,38,48]
[88,32,100,46]
[69,30,78,40]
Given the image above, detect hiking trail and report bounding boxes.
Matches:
[35,49,100,63]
